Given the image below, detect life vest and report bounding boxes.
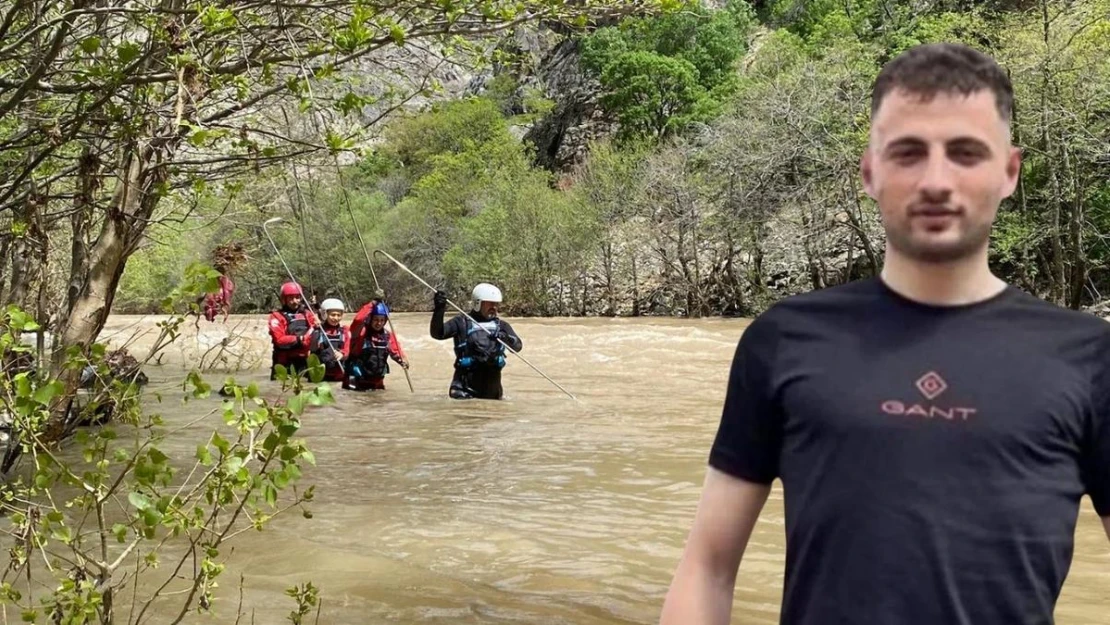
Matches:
[355,333,392,378]
[321,325,347,352]
[275,308,310,349]
[456,319,505,369]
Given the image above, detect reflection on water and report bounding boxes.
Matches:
[101,314,1107,624]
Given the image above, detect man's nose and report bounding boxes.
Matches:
[917,152,955,203]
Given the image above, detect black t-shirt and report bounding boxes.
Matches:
[710,277,1110,625]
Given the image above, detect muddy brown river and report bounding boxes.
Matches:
[95,313,1107,624]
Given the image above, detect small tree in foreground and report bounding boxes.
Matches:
[0,264,330,624]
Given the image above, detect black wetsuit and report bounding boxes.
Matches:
[430,306,522,400]
[711,277,1110,625]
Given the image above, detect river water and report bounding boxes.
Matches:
[98,313,1107,624]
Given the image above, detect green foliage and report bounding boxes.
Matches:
[383,98,512,180]
[0,265,331,622]
[582,0,754,140]
[114,0,1110,316]
[443,168,597,315]
[598,52,707,140]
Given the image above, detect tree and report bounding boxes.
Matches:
[0,0,660,440]
[581,0,755,141]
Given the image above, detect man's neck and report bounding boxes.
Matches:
[880,248,1007,306]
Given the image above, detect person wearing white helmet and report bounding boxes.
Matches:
[308,298,349,382]
[429,282,523,400]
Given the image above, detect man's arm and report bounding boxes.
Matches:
[430,291,460,340]
[659,469,770,625]
[497,319,522,352]
[268,313,301,349]
[661,313,784,625]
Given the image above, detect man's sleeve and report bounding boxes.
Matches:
[498,320,522,352]
[708,313,784,485]
[433,314,463,340]
[268,313,298,348]
[388,332,406,362]
[1083,337,1110,517]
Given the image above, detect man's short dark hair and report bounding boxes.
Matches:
[870,43,1013,124]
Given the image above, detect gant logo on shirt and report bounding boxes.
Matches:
[880,371,977,421]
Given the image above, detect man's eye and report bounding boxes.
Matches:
[891,149,923,161]
[949,147,986,163]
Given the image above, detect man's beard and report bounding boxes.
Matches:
[883,219,992,264]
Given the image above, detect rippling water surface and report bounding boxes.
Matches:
[100,313,1107,624]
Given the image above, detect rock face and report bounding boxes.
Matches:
[522,38,614,172]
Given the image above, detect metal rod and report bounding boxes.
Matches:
[333,158,414,393]
[261,218,342,362]
[373,249,578,401]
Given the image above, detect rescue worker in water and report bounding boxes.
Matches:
[267,281,319,380]
[429,283,522,400]
[345,301,408,391]
[310,298,350,383]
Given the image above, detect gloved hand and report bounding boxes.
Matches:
[433,290,447,309]
[374,288,385,299]
[400,359,410,370]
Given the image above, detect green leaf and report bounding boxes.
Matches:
[390,24,406,45]
[211,432,230,454]
[51,526,73,544]
[148,447,168,465]
[117,41,142,64]
[112,523,128,543]
[262,433,280,454]
[32,381,63,406]
[286,394,306,416]
[224,456,244,474]
[14,374,31,399]
[128,491,153,511]
[301,450,316,466]
[80,36,101,54]
[141,508,163,527]
[263,483,277,507]
[196,444,213,466]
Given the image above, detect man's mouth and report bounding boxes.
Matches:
[910,205,960,217]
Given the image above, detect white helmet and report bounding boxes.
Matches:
[472,283,502,304]
[319,298,345,312]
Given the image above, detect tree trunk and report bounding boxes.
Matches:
[602,237,615,316]
[847,177,880,275]
[1066,145,1085,310]
[630,255,640,317]
[48,142,171,441]
[8,196,44,312]
[0,236,11,302]
[67,146,99,313]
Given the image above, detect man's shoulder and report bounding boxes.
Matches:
[750,279,884,327]
[999,286,1110,340]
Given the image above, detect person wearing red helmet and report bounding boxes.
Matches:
[267,281,319,380]
[344,301,408,391]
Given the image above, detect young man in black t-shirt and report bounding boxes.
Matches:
[660,43,1110,625]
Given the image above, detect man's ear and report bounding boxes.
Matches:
[1000,145,1022,199]
[861,149,877,200]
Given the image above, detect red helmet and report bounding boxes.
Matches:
[280,282,302,297]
